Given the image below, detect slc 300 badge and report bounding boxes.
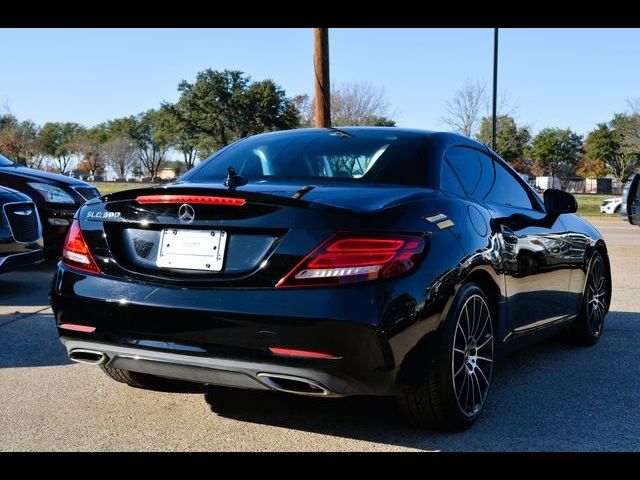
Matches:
[86,211,122,220]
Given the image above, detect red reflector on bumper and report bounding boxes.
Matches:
[58,323,96,333]
[268,347,340,360]
[136,195,246,206]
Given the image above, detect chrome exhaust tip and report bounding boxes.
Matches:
[256,373,332,396]
[69,349,106,365]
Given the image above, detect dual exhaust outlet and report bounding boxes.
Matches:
[67,349,333,396]
[68,349,106,365]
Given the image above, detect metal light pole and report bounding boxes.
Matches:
[492,28,499,152]
[313,28,331,128]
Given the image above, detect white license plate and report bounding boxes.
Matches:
[156,229,227,271]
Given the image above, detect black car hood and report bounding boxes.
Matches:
[0,165,91,187]
[107,181,436,214]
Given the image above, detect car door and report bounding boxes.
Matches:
[445,146,573,332]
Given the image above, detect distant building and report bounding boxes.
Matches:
[585,178,613,195]
[535,176,561,190]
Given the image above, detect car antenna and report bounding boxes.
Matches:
[224,166,248,190]
[292,185,315,199]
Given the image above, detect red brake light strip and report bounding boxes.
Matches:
[136,195,245,206]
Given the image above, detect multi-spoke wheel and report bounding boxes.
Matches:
[452,294,494,417]
[567,250,609,346]
[398,282,494,431]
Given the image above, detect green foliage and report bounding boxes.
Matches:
[0,117,43,167]
[160,102,200,169]
[476,115,531,163]
[176,69,300,157]
[39,122,83,173]
[582,123,616,178]
[608,113,640,182]
[530,127,583,178]
[580,115,640,183]
[128,109,174,178]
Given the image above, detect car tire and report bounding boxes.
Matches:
[397,282,494,431]
[566,251,608,346]
[100,364,188,391]
[614,205,621,214]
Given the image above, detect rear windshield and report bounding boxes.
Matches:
[183,130,428,187]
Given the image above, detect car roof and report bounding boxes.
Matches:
[248,127,490,152]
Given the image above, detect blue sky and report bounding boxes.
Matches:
[1,28,639,137]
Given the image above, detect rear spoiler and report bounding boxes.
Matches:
[101,185,354,214]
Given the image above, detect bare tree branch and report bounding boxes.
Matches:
[627,98,640,115]
[440,80,487,137]
[296,82,396,126]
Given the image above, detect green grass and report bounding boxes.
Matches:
[89,183,614,218]
[575,194,611,218]
[92,182,160,195]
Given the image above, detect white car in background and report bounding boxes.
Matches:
[600,197,622,214]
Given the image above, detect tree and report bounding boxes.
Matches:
[101,134,136,180]
[441,80,486,137]
[582,123,617,179]
[39,122,83,174]
[18,121,45,169]
[627,98,640,114]
[68,128,106,179]
[177,69,300,156]
[0,117,21,160]
[293,94,314,128]
[161,102,200,170]
[531,128,583,180]
[0,118,45,168]
[609,113,640,183]
[296,83,396,127]
[131,109,173,178]
[576,156,607,178]
[476,115,531,163]
[330,82,395,126]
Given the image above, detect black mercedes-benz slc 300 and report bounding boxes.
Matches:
[51,128,611,431]
[1,185,43,273]
[0,154,100,254]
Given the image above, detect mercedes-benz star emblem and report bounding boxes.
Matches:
[178,204,195,224]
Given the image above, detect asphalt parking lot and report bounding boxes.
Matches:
[1,217,639,451]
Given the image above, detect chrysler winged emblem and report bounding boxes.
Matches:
[13,209,33,216]
[178,204,195,224]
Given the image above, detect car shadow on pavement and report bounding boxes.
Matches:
[0,313,72,368]
[203,311,640,451]
[0,258,58,308]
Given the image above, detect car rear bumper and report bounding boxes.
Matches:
[51,264,411,396]
[61,337,363,396]
[0,249,43,274]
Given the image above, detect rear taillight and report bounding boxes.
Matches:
[62,220,101,274]
[276,233,425,288]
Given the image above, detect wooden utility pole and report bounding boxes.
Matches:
[313,28,331,128]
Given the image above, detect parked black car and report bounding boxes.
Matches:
[0,154,100,254]
[51,128,611,431]
[0,185,43,273]
[622,173,640,225]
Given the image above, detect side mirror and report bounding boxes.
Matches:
[623,173,640,226]
[543,189,578,215]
